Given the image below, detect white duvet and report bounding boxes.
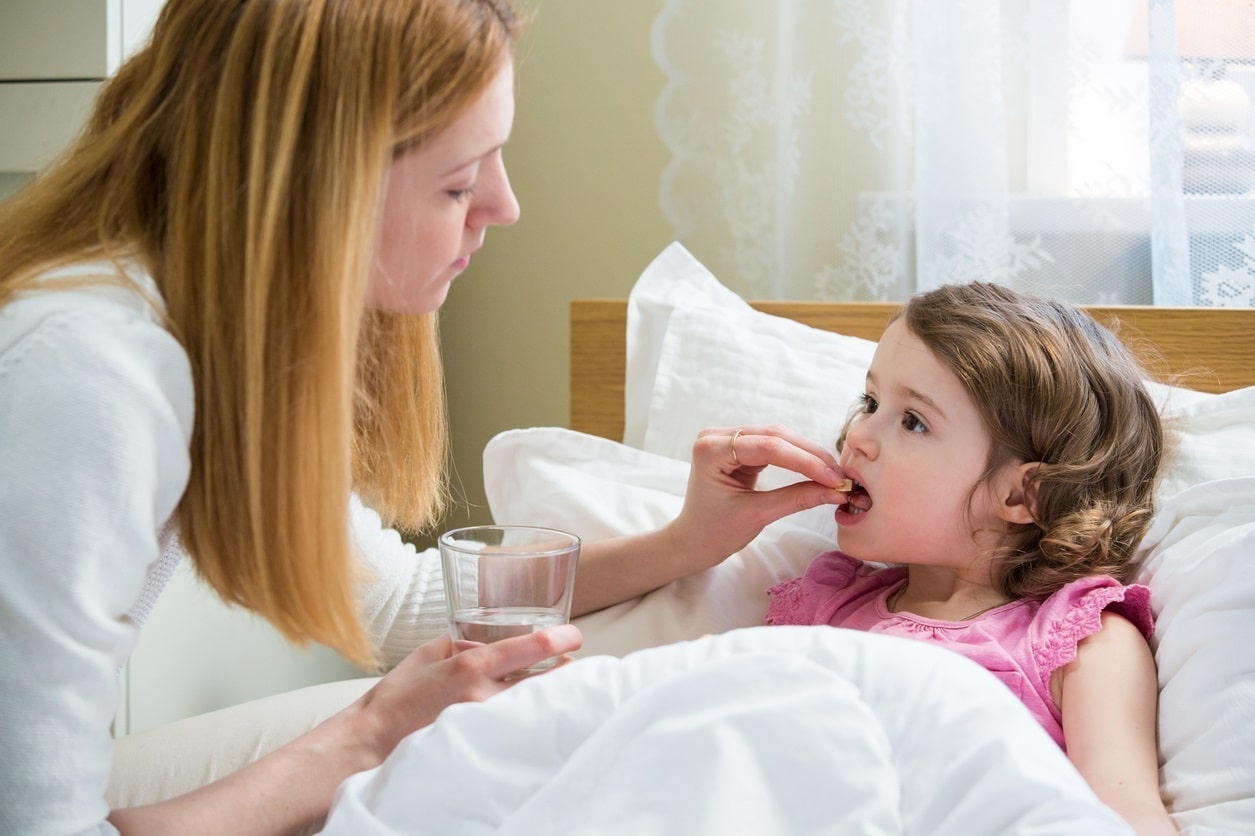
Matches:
[322,626,1130,835]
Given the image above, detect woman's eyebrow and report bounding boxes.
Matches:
[439,141,506,178]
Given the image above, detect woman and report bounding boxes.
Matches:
[0,1,846,833]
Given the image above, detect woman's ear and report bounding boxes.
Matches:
[996,462,1041,525]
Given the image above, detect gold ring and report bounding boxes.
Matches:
[730,429,743,465]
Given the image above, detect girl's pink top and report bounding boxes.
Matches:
[764,551,1153,749]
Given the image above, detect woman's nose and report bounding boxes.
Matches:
[470,154,519,229]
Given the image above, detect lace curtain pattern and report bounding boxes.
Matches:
[652,0,1255,307]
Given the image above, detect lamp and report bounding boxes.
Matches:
[1127,0,1255,194]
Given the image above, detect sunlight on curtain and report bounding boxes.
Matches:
[652,0,1255,306]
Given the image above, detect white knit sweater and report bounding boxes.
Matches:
[0,263,446,835]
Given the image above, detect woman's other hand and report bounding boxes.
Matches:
[353,625,583,759]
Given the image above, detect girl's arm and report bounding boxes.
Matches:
[1057,611,1177,835]
[571,425,848,615]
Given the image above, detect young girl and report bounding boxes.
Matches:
[764,282,1177,834]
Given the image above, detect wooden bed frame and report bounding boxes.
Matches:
[570,299,1255,441]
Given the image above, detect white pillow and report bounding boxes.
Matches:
[1132,477,1255,832]
[1157,387,1255,501]
[626,243,876,470]
[623,242,749,449]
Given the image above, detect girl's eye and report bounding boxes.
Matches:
[902,412,927,433]
[857,393,878,414]
[448,186,476,203]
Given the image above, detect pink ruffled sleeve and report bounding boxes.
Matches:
[764,576,810,625]
[1030,576,1154,692]
[765,551,862,626]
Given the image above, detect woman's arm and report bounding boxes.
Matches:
[572,425,847,615]
[108,627,581,834]
[1057,611,1176,835]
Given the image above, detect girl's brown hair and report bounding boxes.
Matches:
[842,282,1165,601]
[0,0,520,667]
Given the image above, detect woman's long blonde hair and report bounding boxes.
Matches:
[0,0,520,668]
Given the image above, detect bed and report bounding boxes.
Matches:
[319,243,1255,834]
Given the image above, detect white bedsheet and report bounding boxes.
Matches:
[322,627,1130,835]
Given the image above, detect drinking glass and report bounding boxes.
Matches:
[438,524,580,676]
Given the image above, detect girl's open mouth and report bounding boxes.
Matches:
[840,479,873,514]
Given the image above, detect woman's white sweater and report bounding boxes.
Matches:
[0,264,446,834]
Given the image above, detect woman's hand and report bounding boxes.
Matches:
[571,425,849,616]
[668,424,849,570]
[354,625,584,758]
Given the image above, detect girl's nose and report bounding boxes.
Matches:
[842,413,879,461]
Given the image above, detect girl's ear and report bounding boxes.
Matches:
[996,462,1041,525]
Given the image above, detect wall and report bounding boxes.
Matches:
[436,0,673,538]
[0,173,31,201]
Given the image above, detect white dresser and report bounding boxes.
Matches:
[0,1,164,173]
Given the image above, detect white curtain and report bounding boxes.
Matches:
[652,0,1255,307]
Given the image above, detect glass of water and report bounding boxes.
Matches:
[438,524,580,676]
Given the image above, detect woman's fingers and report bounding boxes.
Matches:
[446,623,584,684]
[670,425,850,565]
[486,623,583,678]
[696,425,846,490]
[361,625,584,758]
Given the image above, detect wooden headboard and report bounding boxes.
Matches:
[570,299,1255,441]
